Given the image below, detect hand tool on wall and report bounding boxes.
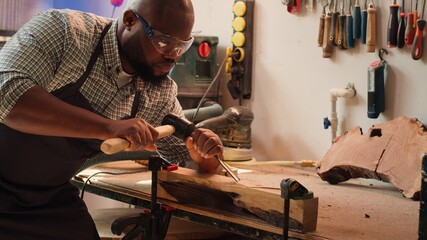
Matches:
[405,0,416,45]
[411,0,426,60]
[366,0,376,52]
[101,114,240,182]
[318,0,329,47]
[398,0,407,48]
[323,1,334,57]
[353,0,362,39]
[346,0,355,48]
[329,0,340,46]
[414,0,419,26]
[361,0,368,43]
[387,0,400,47]
[338,0,348,49]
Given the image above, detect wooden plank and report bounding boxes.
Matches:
[157,167,318,233]
[318,116,427,199]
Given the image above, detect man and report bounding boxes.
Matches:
[0,0,223,239]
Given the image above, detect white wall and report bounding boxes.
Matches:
[193,0,427,162]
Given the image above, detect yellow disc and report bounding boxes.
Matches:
[232,1,247,17]
[232,17,246,32]
[231,32,245,47]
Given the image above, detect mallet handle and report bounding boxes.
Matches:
[100,125,175,154]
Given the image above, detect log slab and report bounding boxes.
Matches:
[318,116,427,199]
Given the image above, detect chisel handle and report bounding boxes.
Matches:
[329,12,340,46]
[318,14,326,47]
[361,9,368,43]
[353,4,362,39]
[323,13,333,57]
[366,4,376,52]
[411,19,426,60]
[100,125,175,154]
[405,12,416,45]
[397,11,406,48]
[387,3,400,47]
[338,14,347,49]
[346,15,355,48]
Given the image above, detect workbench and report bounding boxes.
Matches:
[72,160,419,240]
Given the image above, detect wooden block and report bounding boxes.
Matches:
[157,167,318,232]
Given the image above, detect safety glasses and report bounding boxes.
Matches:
[131,10,194,56]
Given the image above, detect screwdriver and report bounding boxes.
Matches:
[329,0,340,46]
[346,0,355,48]
[323,2,333,57]
[397,0,406,48]
[405,0,416,45]
[361,0,368,43]
[411,0,426,60]
[366,0,376,52]
[387,0,400,47]
[338,0,347,49]
[414,0,419,27]
[353,0,362,39]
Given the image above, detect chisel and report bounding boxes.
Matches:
[387,0,400,47]
[318,0,328,47]
[353,0,362,39]
[338,0,348,49]
[405,0,416,45]
[411,0,426,60]
[329,0,340,46]
[397,0,406,48]
[323,2,334,57]
[366,0,376,52]
[361,0,368,43]
[346,0,355,48]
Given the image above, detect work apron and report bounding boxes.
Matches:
[0,22,129,240]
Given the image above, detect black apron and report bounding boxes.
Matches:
[0,22,124,240]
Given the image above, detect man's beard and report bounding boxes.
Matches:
[121,37,169,84]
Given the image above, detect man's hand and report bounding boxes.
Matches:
[185,128,223,173]
[107,118,159,152]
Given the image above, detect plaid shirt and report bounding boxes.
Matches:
[0,9,190,166]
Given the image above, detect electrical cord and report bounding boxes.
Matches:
[79,169,146,199]
[190,53,232,121]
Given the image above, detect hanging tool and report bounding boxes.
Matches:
[387,0,400,47]
[368,48,387,119]
[414,0,419,27]
[338,0,348,49]
[361,0,368,43]
[346,0,355,48]
[397,0,406,48]
[318,0,329,47]
[411,0,426,60]
[101,113,240,182]
[353,0,362,39]
[323,1,334,57]
[329,0,340,46]
[366,0,376,52]
[405,0,416,45]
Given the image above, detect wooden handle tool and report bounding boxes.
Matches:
[100,125,175,154]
